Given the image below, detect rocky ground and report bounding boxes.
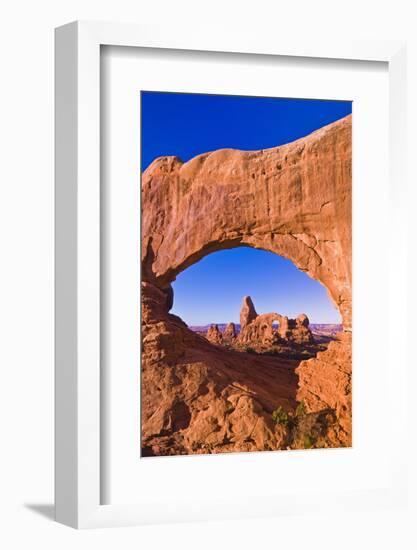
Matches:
[141,282,351,456]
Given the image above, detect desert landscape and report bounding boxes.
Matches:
[141,99,352,457]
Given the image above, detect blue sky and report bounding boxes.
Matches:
[171,247,340,325]
[141,92,350,324]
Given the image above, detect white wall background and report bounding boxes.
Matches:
[0,0,415,548]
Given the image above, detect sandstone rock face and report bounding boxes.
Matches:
[296,333,352,447]
[141,116,352,455]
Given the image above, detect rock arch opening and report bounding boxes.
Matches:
[142,114,352,330]
[169,246,341,359]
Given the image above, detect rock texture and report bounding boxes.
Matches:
[295,333,352,446]
[141,115,352,455]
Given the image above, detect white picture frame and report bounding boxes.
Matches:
[55,21,407,529]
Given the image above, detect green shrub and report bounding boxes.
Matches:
[271,406,289,426]
[295,401,307,418]
[303,434,316,449]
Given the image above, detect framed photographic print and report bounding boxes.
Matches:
[55,21,407,528]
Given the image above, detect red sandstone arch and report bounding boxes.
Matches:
[142,115,352,329]
[141,115,352,455]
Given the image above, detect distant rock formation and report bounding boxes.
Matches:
[240,296,258,330]
[237,297,314,347]
[223,322,237,342]
[206,324,223,344]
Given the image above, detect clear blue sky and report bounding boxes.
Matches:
[171,247,341,325]
[141,92,350,325]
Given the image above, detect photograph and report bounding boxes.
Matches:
[140,91,352,457]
